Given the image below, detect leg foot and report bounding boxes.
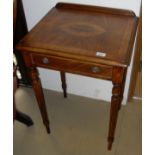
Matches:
[46,125,51,134]
[107,137,114,150]
[108,142,112,150]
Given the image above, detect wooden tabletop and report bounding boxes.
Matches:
[16,3,137,67]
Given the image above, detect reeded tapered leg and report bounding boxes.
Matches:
[29,66,50,133]
[60,71,67,98]
[108,67,126,150]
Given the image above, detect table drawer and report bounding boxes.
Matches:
[31,54,112,80]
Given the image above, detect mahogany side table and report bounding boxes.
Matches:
[16,3,137,150]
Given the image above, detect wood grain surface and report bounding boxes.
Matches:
[16,3,137,67]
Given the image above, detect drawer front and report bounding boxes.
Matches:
[31,54,112,80]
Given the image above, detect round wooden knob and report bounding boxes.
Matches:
[42,57,49,64]
[91,66,100,73]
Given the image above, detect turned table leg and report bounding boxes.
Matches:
[29,66,50,133]
[118,68,127,110]
[60,71,67,98]
[108,67,126,150]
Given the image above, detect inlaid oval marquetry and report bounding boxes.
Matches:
[60,22,106,37]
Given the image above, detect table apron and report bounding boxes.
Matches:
[31,53,113,80]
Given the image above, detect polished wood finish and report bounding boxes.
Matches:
[16,3,137,150]
[128,6,142,100]
[29,66,50,133]
[118,68,127,110]
[108,67,126,149]
[56,3,136,16]
[17,3,137,67]
[22,52,50,133]
[31,54,113,80]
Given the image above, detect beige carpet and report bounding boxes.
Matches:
[14,87,141,155]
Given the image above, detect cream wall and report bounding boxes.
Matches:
[22,0,141,104]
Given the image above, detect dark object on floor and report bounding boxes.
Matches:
[13,0,33,126]
[16,110,33,126]
[14,64,34,126]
